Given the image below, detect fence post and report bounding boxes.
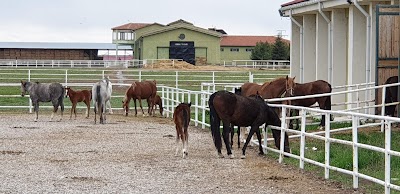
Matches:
[279,107,287,163]
[300,109,306,169]
[381,86,387,132]
[352,115,359,190]
[249,72,253,82]
[384,120,392,194]
[201,92,206,129]
[102,70,105,79]
[263,125,268,154]
[166,88,170,118]
[175,71,178,88]
[65,70,68,86]
[195,93,199,127]
[139,70,142,82]
[212,71,215,92]
[28,69,32,113]
[324,112,331,179]
[161,87,165,117]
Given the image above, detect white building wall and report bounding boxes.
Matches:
[316,12,329,80]
[347,5,367,110]
[303,14,317,83]
[290,17,302,79]
[331,9,348,110]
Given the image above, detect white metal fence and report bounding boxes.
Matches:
[0,59,291,69]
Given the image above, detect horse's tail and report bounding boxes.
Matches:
[208,93,222,151]
[183,107,189,129]
[96,85,102,112]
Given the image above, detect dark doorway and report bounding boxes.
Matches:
[169,41,195,65]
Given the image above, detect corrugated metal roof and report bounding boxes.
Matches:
[0,42,132,50]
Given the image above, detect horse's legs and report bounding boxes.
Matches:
[84,100,90,118]
[184,127,189,156]
[230,124,234,148]
[241,126,257,159]
[134,99,138,117]
[106,100,113,114]
[33,101,39,122]
[255,129,264,155]
[175,126,181,157]
[71,103,77,120]
[222,122,234,158]
[138,98,145,116]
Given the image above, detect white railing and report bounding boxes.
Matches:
[221,60,290,69]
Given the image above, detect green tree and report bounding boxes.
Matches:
[250,41,272,60]
[272,36,290,60]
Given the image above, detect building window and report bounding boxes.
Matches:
[230,48,239,52]
[246,48,253,52]
[220,48,224,52]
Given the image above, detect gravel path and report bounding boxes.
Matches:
[0,113,356,193]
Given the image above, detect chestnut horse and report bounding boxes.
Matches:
[209,90,290,159]
[148,94,163,116]
[284,76,332,129]
[65,87,92,119]
[122,80,157,116]
[240,77,287,99]
[173,102,191,158]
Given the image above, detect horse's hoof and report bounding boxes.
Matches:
[229,154,235,159]
[240,155,246,159]
[218,153,224,158]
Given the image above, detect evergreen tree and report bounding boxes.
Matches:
[250,42,272,60]
[272,36,290,60]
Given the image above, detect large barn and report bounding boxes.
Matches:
[279,0,399,110]
[111,19,285,65]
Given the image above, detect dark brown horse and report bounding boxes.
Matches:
[231,76,289,148]
[173,102,191,158]
[384,76,399,117]
[284,76,332,129]
[122,80,157,116]
[148,94,163,116]
[65,87,92,119]
[209,90,290,159]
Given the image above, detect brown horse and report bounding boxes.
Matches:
[284,76,333,129]
[122,80,157,116]
[148,94,163,116]
[240,77,287,99]
[209,90,290,159]
[173,102,191,158]
[65,87,92,119]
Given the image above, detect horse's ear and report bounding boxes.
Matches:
[188,102,192,107]
[286,75,288,80]
[293,76,296,81]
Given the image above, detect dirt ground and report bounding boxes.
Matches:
[0,112,362,194]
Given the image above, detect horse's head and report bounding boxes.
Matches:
[20,80,29,97]
[65,87,71,98]
[234,87,242,95]
[122,97,130,116]
[285,75,296,97]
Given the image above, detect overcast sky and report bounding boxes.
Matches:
[0,0,291,43]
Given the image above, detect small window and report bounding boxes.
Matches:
[246,48,253,52]
[220,48,224,52]
[230,48,239,52]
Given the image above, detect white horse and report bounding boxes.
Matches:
[92,78,112,124]
[102,77,113,114]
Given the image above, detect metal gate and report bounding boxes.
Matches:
[169,41,195,65]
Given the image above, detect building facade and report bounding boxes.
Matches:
[112,19,284,65]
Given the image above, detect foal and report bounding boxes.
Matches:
[65,87,92,119]
[148,94,163,116]
[173,102,191,158]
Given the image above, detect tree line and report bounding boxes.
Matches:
[250,36,290,60]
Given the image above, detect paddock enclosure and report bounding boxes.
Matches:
[1,66,400,193]
[0,114,352,193]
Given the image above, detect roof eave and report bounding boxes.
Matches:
[279,0,355,17]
